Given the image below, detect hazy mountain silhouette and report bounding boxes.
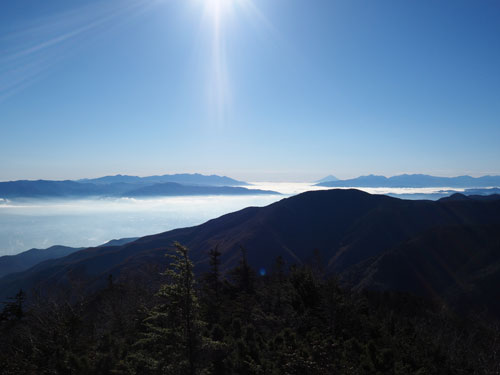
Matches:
[98,237,139,247]
[316,175,339,183]
[78,173,248,186]
[460,187,500,196]
[0,238,138,279]
[387,188,500,201]
[1,189,500,316]
[317,173,500,188]
[0,179,276,199]
[0,180,124,198]
[123,182,278,197]
[0,245,83,279]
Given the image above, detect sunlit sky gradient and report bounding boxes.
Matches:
[1,0,499,182]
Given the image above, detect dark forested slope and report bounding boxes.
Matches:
[2,189,500,317]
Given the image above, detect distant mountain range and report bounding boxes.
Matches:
[3,173,500,199]
[79,173,248,186]
[388,187,500,201]
[2,189,500,317]
[316,174,500,188]
[0,174,279,199]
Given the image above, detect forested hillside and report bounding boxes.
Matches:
[1,244,498,374]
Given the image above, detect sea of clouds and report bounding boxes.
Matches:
[0,183,463,256]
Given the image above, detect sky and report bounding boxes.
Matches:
[0,0,499,182]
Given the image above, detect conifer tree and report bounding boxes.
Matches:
[229,246,255,294]
[0,289,26,322]
[132,242,203,375]
[201,246,223,326]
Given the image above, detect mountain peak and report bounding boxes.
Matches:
[316,174,339,183]
[2,188,500,319]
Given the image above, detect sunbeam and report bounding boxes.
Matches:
[198,0,267,127]
[201,0,234,127]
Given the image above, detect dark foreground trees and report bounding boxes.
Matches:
[125,242,203,375]
[1,243,499,375]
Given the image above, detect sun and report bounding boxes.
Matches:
[204,0,234,22]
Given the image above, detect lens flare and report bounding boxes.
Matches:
[198,0,273,127]
[201,0,235,127]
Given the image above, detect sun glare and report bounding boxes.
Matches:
[203,0,236,29]
[205,0,233,18]
[195,0,268,127]
[199,0,238,127]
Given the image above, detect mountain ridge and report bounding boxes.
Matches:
[0,237,139,279]
[2,189,500,317]
[0,245,83,279]
[78,173,248,186]
[0,180,277,199]
[317,173,500,188]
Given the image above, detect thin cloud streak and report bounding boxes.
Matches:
[0,0,154,102]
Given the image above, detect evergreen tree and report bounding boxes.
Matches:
[0,289,26,322]
[228,246,256,294]
[1,244,499,374]
[131,242,204,375]
[205,246,222,299]
[201,246,223,326]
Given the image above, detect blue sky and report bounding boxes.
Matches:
[1,0,499,182]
